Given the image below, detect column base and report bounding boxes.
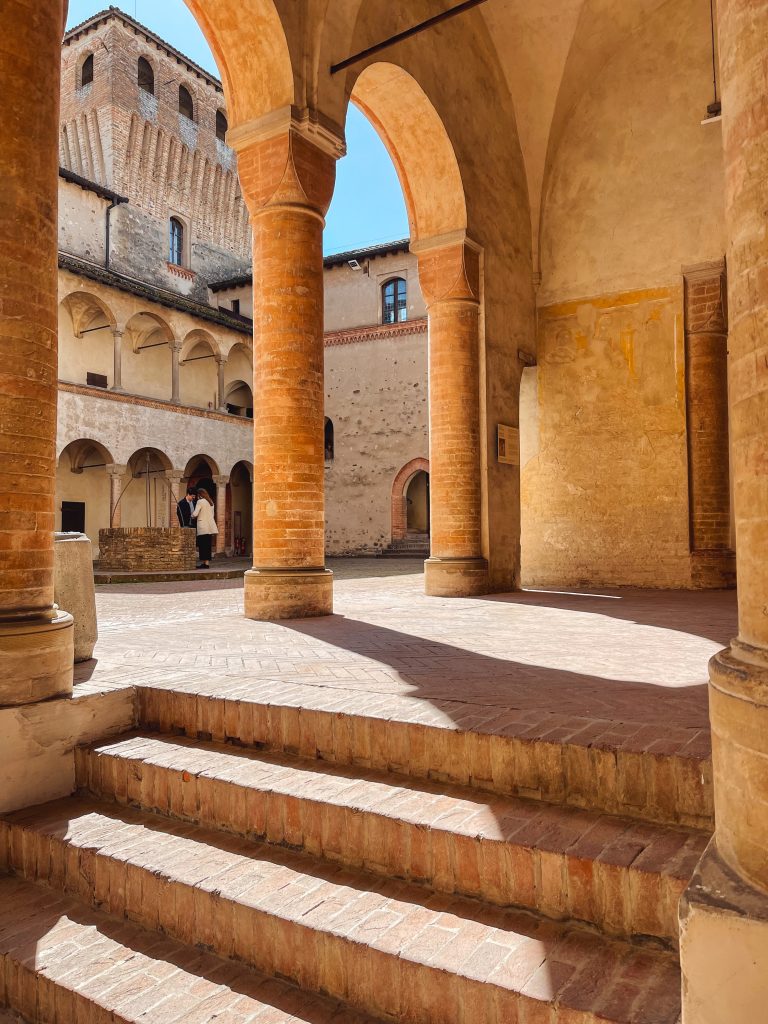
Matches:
[0,611,74,706]
[680,838,768,1022]
[424,557,490,597]
[244,568,333,620]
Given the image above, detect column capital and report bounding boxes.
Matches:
[213,474,230,487]
[105,463,127,478]
[231,107,344,219]
[412,235,482,308]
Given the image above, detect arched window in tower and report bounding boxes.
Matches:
[80,54,94,88]
[216,110,228,143]
[169,217,184,267]
[137,57,154,95]
[178,85,194,120]
[382,277,407,325]
[324,418,335,461]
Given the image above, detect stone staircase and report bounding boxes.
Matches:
[0,683,713,1022]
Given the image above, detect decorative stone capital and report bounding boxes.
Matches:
[413,236,482,308]
[213,475,230,487]
[105,464,128,478]
[233,109,344,220]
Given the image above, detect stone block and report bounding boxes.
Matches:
[54,532,98,662]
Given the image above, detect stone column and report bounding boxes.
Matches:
[0,0,74,706]
[111,327,124,392]
[680,3,768,1020]
[216,356,227,412]
[683,260,734,588]
[166,472,183,525]
[229,114,342,619]
[106,464,127,528]
[214,475,229,556]
[171,341,181,404]
[414,237,489,597]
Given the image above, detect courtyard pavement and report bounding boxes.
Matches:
[77,558,737,756]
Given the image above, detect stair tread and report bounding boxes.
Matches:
[0,876,381,1024]
[141,679,709,761]
[87,732,708,879]
[3,797,682,1023]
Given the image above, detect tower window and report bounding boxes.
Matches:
[178,85,194,120]
[80,54,94,88]
[216,110,228,142]
[169,217,184,266]
[382,278,407,325]
[138,57,154,95]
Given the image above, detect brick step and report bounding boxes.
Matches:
[77,732,708,944]
[1,798,682,1024]
[137,683,713,829]
[0,875,380,1024]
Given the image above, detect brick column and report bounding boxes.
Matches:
[111,327,124,392]
[414,238,489,597]
[214,475,229,556]
[680,3,768,1019]
[0,0,74,705]
[683,260,734,587]
[230,114,343,619]
[106,464,127,528]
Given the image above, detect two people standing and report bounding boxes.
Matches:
[176,485,218,569]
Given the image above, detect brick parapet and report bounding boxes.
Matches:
[98,527,196,572]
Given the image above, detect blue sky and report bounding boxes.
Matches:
[66,0,409,254]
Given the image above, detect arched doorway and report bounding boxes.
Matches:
[229,460,253,556]
[406,471,430,534]
[56,438,115,555]
[183,455,219,503]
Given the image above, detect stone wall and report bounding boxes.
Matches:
[98,527,196,571]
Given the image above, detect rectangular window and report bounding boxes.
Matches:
[61,501,86,534]
[86,371,108,389]
[231,299,240,315]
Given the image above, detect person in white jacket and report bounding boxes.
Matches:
[192,487,218,568]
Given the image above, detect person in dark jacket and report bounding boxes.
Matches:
[176,486,197,528]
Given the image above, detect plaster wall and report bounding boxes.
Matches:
[324,251,426,332]
[59,179,106,263]
[523,0,727,588]
[55,452,111,555]
[324,331,428,554]
[56,389,252,475]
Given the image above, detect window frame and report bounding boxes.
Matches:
[381,277,407,325]
[169,216,185,267]
[216,109,229,142]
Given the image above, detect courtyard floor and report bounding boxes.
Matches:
[77,558,736,758]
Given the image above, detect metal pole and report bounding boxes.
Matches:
[330,0,490,74]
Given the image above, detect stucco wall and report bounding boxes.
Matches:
[324,330,429,555]
[523,0,726,588]
[324,251,426,332]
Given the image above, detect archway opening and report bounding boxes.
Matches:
[183,455,218,502]
[59,292,116,388]
[230,460,253,557]
[180,331,219,409]
[122,447,173,527]
[406,471,430,535]
[225,379,253,418]
[56,439,115,554]
[124,312,174,401]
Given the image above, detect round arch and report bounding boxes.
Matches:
[350,62,466,243]
[391,457,430,543]
[125,311,175,354]
[58,438,115,472]
[180,329,220,364]
[183,453,221,481]
[60,291,117,337]
[181,0,294,128]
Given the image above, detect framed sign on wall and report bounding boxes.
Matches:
[497,424,520,466]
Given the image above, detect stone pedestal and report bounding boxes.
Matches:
[680,840,768,1022]
[98,527,196,573]
[54,532,98,663]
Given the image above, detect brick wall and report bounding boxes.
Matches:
[98,527,196,571]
